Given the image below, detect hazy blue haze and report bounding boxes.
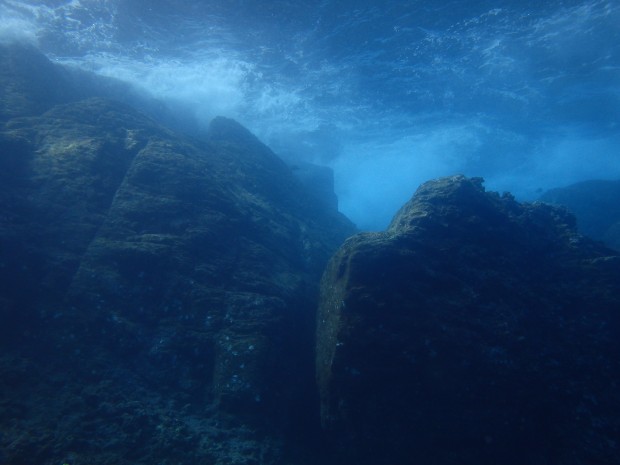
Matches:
[2,0,619,229]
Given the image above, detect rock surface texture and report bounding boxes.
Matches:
[0,44,354,465]
[317,175,620,465]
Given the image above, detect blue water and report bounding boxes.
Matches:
[2,0,619,229]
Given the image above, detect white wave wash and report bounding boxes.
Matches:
[1,0,619,230]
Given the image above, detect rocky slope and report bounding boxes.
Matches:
[0,44,354,465]
[317,175,620,465]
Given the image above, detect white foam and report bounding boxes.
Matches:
[333,123,485,230]
[0,1,43,44]
[2,0,619,231]
[91,54,254,122]
[0,15,38,44]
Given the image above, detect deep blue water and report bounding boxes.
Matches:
[2,0,619,229]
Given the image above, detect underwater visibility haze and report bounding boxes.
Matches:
[2,0,619,229]
[2,2,620,465]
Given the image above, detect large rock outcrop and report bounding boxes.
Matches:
[0,44,354,465]
[317,175,620,465]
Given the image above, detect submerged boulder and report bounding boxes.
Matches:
[317,175,620,465]
[0,47,355,465]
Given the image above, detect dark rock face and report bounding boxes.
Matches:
[317,175,620,465]
[0,44,354,465]
[540,179,620,251]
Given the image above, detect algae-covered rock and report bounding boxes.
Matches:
[0,45,354,465]
[317,175,620,465]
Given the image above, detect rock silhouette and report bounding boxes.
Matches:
[317,175,620,465]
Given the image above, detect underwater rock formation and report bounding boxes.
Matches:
[0,44,354,465]
[541,179,620,251]
[317,175,620,465]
